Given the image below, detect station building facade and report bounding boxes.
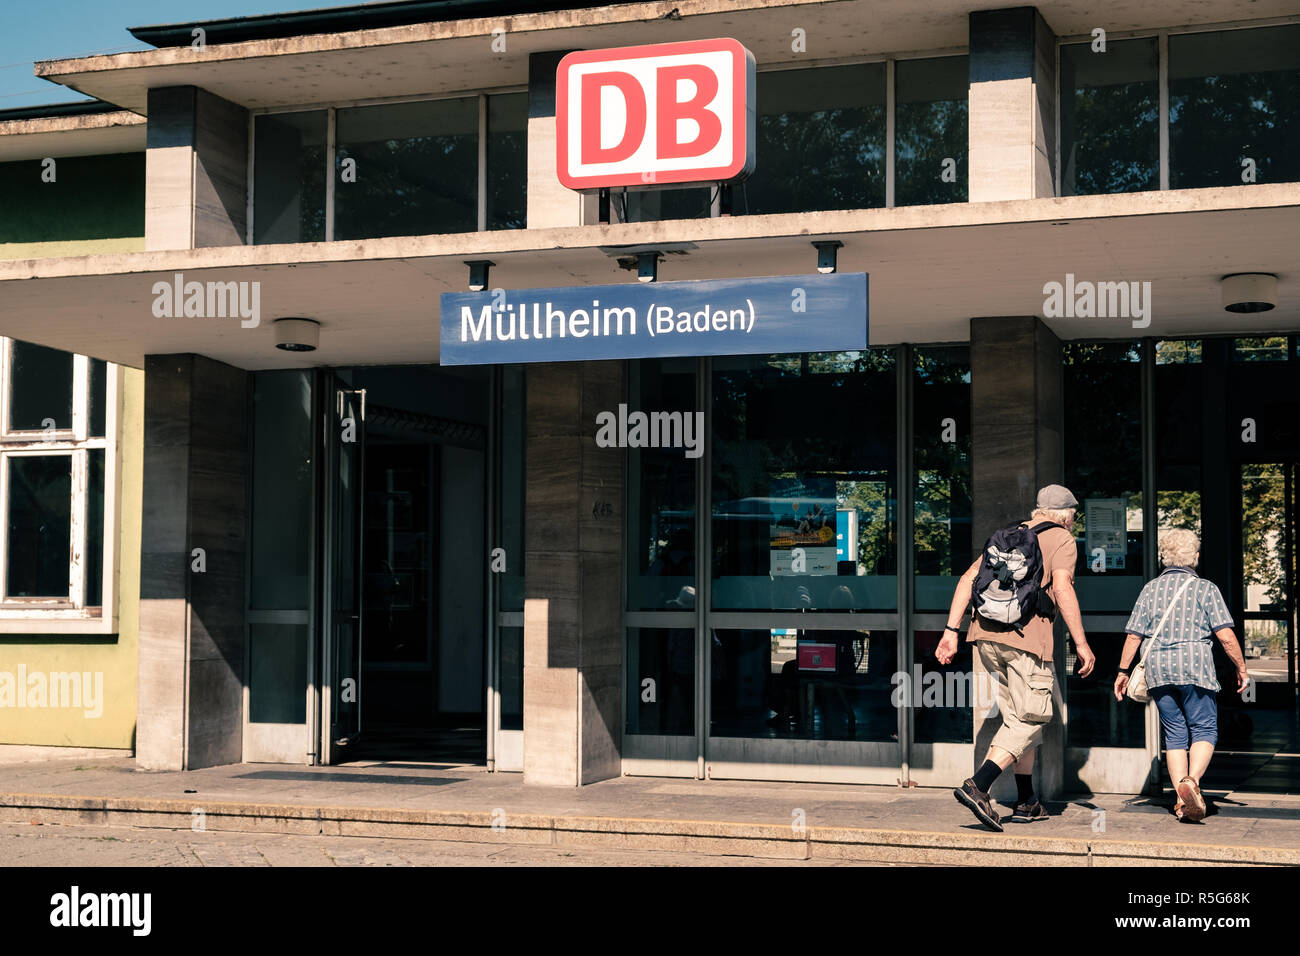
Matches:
[0,0,1297,799]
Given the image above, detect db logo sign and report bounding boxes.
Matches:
[556,38,756,192]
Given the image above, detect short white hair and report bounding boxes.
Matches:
[1031,506,1075,527]
[1159,528,1200,568]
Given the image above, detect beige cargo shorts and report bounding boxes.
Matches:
[977,640,1061,759]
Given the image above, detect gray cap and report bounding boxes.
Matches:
[1037,484,1079,509]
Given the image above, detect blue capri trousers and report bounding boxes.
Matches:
[1151,684,1218,750]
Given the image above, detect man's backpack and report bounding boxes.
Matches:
[971,521,1059,630]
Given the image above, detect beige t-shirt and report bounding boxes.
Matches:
[967,520,1076,662]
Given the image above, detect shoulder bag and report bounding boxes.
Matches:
[1127,574,1196,703]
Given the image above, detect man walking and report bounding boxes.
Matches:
[935,485,1096,831]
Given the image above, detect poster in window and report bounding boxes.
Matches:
[769,478,837,576]
[1085,497,1127,570]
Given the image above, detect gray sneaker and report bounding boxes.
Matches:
[953,778,1004,832]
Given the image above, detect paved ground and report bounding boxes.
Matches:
[0,820,886,866]
[2,756,1299,864]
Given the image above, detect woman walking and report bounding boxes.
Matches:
[1114,529,1250,822]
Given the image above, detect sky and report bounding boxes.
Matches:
[0,0,342,108]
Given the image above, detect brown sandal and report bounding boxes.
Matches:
[1176,777,1206,822]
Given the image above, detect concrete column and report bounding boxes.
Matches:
[527,51,599,229]
[137,355,248,770]
[968,315,1066,799]
[522,361,623,785]
[968,7,1057,202]
[145,86,249,250]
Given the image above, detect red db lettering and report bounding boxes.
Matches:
[656,64,721,159]
[581,71,646,164]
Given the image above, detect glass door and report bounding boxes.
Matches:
[321,379,365,764]
[1205,460,1300,791]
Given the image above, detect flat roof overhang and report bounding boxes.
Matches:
[34,0,1300,114]
[0,185,1295,371]
[0,109,145,161]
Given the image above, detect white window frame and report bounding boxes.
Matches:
[0,337,119,634]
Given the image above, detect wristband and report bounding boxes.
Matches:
[943,625,961,635]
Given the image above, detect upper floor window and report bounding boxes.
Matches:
[737,63,887,215]
[0,339,118,631]
[251,92,527,244]
[1059,23,1300,195]
[1169,24,1300,189]
[1059,37,1159,195]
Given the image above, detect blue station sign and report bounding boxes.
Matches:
[439,272,868,365]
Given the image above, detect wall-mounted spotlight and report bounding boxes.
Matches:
[637,251,660,283]
[466,260,495,292]
[274,317,320,352]
[812,240,843,274]
[1221,273,1277,313]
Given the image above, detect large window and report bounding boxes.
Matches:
[0,339,116,629]
[895,55,969,205]
[252,94,527,243]
[1170,25,1300,189]
[1059,38,1159,195]
[1059,23,1300,194]
[712,351,897,610]
[737,65,887,215]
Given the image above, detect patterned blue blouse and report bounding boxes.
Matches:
[1123,567,1234,692]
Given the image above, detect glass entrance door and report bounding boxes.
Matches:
[321,380,365,764]
[1208,460,1300,791]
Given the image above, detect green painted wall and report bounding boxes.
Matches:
[0,152,145,257]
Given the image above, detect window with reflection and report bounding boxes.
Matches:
[627,627,695,735]
[1063,341,1144,612]
[737,65,886,215]
[710,628,897,741]
[616,187,713,222]
[1169,25,1300,188]
[335,98,479,239]
[627,358,697,611]
[253,110,326,243]
[712,350,897,610]
[913,346,971,609]
[486,93,528,231]
[1059,38,1159,195]
[895,55,969,205]
[913,629,973,743]
[1155,339,1203,541]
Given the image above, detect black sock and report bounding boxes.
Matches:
[1015,773,1035,804]
[971,759,1002,793]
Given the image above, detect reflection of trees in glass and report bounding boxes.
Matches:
[299,146,326,240]
[1154,339,1202,364]
[1063,83,1158,194]
[1157,490,1201,537]
[913,350,971,574]
[711,350,896,576]
[895,99,968,205]
[335,134,477,239]
[1171,70,1300,188]
[487,128,527,230]
[1241,464,1287,606]
[742,107,885,214]
[1232,336,1289,362]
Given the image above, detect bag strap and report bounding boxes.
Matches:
[1138,575,1196,665]
[1027,521,1057,536]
